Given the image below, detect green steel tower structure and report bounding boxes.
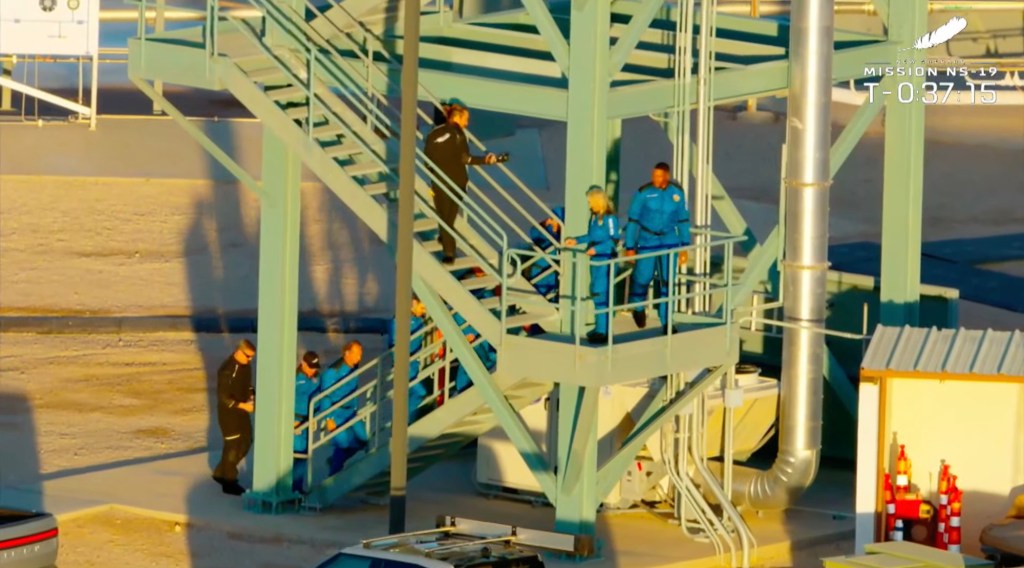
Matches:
[126,0,935,556]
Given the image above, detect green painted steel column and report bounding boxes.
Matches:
[605,118,623,211]
[560,0,611,314]
[879,0,927,326]
[555,386,598,551]
[250,131,302,507]
[553,0,610,546]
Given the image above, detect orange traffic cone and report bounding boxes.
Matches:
[946,486,963,553]
[895,445,912,497]
[936,463,951,549]
[884,473,896,516]
[886,516,896,541]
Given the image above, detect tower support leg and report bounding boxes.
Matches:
[554,385,599,555]
[250,131,302,509]
[879,0,927,326]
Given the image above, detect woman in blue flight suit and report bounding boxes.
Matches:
[564,186,620,345]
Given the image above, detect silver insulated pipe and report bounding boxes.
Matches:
[732,0,834,510]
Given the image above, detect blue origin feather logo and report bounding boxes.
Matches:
[900,16,968,51]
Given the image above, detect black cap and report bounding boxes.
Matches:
[302,351,321,369]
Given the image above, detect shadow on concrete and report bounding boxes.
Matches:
[0,390,42,512]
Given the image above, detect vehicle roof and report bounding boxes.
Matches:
[346,531,543,567]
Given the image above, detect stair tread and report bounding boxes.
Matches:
[503,311,558,329]
[266,84,307,101]
[462,275,499,291]
[324,141,364,159]
[313,123,346,139]
[445,256,480,272]
[247,66,288,82]
[364,181,393,196]
[344,161,389,177]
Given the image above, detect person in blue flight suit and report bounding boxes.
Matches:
[292,351,321,493]
[318,340,366,476]
[524,206,565,299]
[623,162,691,333]
[564,186,620,345]
[450,268,498,394]
[388,296,430,423]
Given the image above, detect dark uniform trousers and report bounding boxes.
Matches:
[432,182,466,259]
[214,411,252,483]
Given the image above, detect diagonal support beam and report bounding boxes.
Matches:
[597,366,727,499]
[608,0,664,77]
[0,76,92,116]
[830,80,886,178]
[558,386,600,495]
[413,281,557,502]
[732,228,780,309]
[131,77,265,198]
[520,0,570,75]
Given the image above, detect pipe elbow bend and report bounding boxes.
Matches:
[742,449,821,511]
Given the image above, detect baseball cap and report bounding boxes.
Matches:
[446,97,466,108]
[302,351,321,369]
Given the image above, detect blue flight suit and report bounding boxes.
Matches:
[624,183,691,326]
[387,314,429,423]
[524,206,565,298]
[570,213,620,335]
[293,370,319,491]
[452,312,497,393]
[318,361,367,475]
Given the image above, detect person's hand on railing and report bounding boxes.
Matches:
[484,153,498,165]
[564,237,577,247]
[624,249,637,260]
[326,418,337,432]
[679,250,689,264]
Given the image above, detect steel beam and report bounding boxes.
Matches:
[596,366,727,499]
[879,1,927,326]
[413,282,558,502]
[250,130,302,506]
[554,386,598,540]
[520,0,570,75]
[608,0,666,77]
[130,77,265,198]
[559,0,611,332]
[830,83,885,178]
[607,41,898,119]
[361,60,568,120]
[558,387,600,495]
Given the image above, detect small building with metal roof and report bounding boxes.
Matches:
[855,325,1024,556]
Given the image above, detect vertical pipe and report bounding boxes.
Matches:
[732,0,833,510]
[389,0,420,534]
[153,0,165,114]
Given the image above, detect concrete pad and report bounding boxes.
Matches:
[1,449,856,567]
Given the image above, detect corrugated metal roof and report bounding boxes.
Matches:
[862,325,1024,377]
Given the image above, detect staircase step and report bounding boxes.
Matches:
[284,105,322,121]
[266,84,307,101]
[422,240,442,254]
[445,256,480,272]
[247,66,288,83]
[503,311,557,329]
[344,161,389,177]
[313,123,347,139]
[414,218,438,233]
[364,181,394,197]
[324,142,364,160]
[462,275,499,291]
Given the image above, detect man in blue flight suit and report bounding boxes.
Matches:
[623,162,691,333]
[292,351,320,493]
[318,340,366,476]
[388,296,430,423]
[565,186,620,345]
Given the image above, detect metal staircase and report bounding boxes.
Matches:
[127,0,741,512]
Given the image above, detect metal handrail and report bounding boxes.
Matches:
[224,11,509,286]
[228,0,511,279]
[295,0,564,256]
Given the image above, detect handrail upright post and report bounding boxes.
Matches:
[307,45,315,138]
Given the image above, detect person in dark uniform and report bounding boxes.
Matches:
[424,105,499,264]
[213,339,256,496]
[431,98,466,127]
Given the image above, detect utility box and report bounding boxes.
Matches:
[822,541,993,567]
